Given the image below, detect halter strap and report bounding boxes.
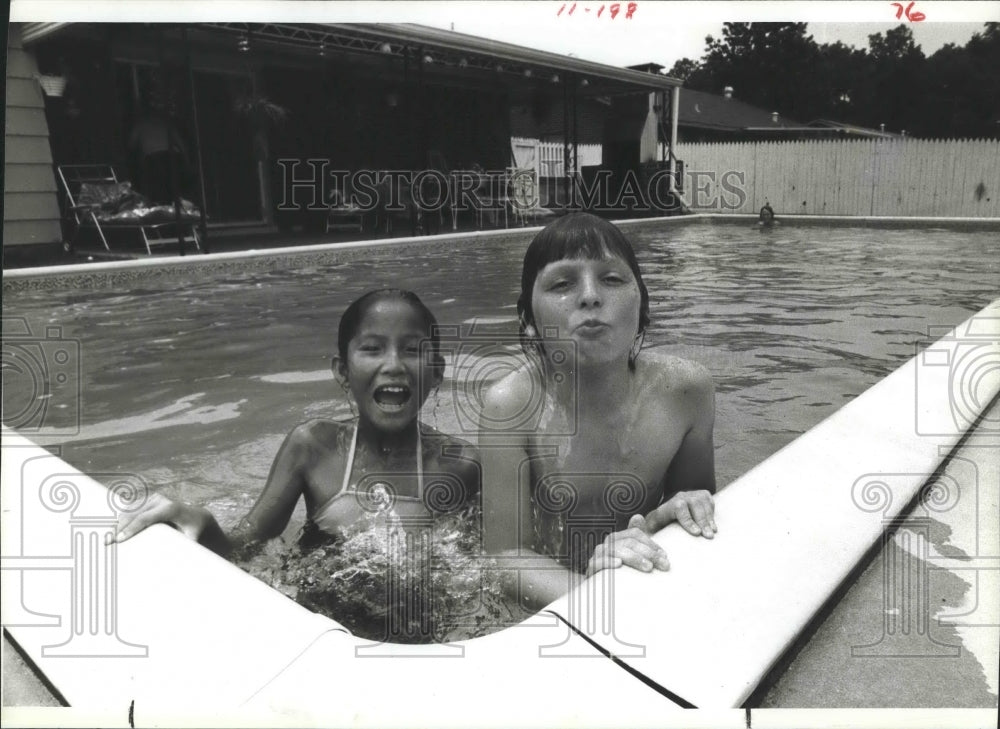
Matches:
[339,421,424,499]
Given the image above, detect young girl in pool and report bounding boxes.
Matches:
[479,213,718,610]
[114,289,481,555]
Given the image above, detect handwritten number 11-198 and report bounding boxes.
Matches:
[557,3,639,20]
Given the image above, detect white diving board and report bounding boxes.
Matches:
[0,431,687,724]
[1,435,340,710]
[544,299,1000,708]
[243,613,686,726]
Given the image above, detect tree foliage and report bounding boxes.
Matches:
[668,22,999,138]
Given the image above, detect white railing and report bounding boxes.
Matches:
[511,137,602,180]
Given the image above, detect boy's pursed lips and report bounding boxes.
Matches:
[574,318,611,334]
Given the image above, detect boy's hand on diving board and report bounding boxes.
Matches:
[586,514,672,577]
[662,490,716,539]
[108,491,214,544]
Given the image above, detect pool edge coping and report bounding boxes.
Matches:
[5,213,999,280]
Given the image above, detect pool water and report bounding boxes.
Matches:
[5,222,995,521]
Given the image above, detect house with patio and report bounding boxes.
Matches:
[3,22,683,260]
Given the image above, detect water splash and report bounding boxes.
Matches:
[239,502,512,643]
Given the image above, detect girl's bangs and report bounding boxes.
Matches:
[528,218,635,272]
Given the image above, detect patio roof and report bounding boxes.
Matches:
[20,21,681,98]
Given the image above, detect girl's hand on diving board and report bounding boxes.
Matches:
[585,514,672,577]
[109,491,215,545]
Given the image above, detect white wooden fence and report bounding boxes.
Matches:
[671,139,1000,218]
[511,137,602,180]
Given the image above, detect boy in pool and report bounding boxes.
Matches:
[758,202,777,226]
[115,289,481,555]
[479,213,718,610]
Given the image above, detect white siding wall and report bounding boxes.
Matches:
[4,24,62,247]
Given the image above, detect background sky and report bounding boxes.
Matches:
[9,1,998,72]
[428,10,992,71]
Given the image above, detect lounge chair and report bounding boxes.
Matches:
[57,164,202,255]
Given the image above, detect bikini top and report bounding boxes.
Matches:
[310,422,428,534]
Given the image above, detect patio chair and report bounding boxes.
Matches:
[57,164,202,255]
[464,168,530,229]
[324,187,365,234]
[371,175,426,237]
[507,167,539,227]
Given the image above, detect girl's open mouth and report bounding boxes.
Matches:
[372,384,412,411]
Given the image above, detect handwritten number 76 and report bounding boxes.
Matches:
[890,2,926,21]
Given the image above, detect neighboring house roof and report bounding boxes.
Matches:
[677,88,803,131]
[801,119,904,138]
[675,89,905,138]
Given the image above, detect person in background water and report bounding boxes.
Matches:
[114,289,481,557]
[758,202,777,226]
[479,213,718,611]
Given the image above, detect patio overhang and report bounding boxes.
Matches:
[20,21,681,99]
[19,22,70,45]
[317,23,683,97]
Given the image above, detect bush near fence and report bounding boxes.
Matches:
[672,139,1000,218]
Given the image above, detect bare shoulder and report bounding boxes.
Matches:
[420,424,481,464]
[287,419,353,453]
[479,366,538,425]
[419,425,482,501]
[637,351,714,402]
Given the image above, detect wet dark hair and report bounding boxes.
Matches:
[517,213,650,363]
[337,289,443,376]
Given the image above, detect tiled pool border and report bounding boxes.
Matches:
[4,214,998,293]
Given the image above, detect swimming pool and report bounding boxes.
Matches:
[4,219,996,506]
[3,216,998,707]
